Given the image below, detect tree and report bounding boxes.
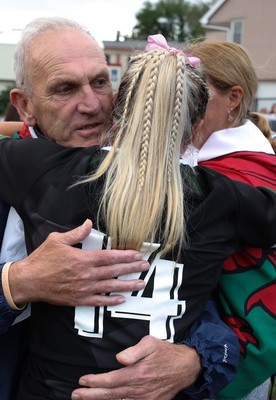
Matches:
[130,0,211,42]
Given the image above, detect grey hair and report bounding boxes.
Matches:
[13,17,98,96]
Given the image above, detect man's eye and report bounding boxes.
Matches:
[56,86,73,94]
[94,78,109,87]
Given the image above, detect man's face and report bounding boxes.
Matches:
[26,28,113,147]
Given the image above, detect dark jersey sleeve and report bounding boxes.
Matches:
[194,166,276,249]
[0,201,10,248]
[0,137,63,209]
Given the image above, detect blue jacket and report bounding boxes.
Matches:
[181,298,239,398]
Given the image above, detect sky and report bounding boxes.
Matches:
[0,0,156,45]
[0,0,206,45]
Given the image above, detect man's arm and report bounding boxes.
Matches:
[0,219,150,335]
[71,299,239,400]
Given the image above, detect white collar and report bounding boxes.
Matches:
[197,120,274,162]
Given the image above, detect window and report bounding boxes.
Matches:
[108,66,121,90]
[230,19,243,44]
[110,68,118,83]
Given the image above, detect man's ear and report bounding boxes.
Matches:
[10,89,36,126]
[229,85,244,109]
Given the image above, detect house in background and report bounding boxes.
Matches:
[103,38,184,90]
[105,0,276,110]
[201,0,276,112]
[103,39,146,90]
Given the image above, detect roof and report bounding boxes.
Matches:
[200,0,226,26]
[103,40,147,51]
[103,38,186,52]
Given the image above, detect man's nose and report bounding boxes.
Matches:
[77,86,101,114]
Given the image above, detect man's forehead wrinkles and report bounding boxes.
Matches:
[33,45,106,72]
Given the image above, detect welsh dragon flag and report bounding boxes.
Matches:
[200,151,276,399]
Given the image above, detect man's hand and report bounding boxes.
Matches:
[71,335,202,400]
[9,219,149,307]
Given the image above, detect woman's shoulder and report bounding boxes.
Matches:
[181,164,233,200]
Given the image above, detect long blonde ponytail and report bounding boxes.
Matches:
[83,49,209,256]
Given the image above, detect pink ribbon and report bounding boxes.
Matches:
[145,34,201,68]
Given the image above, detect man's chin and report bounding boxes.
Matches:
[71,133,101,148]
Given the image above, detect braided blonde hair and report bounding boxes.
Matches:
[85,49,209,255]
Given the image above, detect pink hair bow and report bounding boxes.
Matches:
[146,34,200,68]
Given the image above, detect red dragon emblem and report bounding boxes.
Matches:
[223,316,259,357]
[222,248,276,357]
